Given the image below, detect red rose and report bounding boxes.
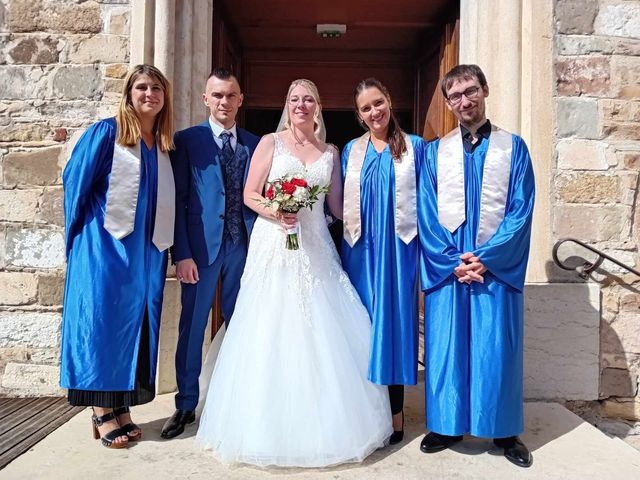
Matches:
[290,177,308,188]
[265,184,275,199]
[281,182,296,194]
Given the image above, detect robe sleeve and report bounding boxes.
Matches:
[418,139,464,292]
[473,136,535,292]
[341,140,352,183]
[62,120,115,257]
[170,130,193,262]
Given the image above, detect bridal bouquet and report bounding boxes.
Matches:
[263,175,329,250]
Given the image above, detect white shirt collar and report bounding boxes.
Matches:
[208,117,237,139]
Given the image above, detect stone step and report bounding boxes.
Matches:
[2,383,639,479]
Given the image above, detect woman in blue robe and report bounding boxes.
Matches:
[60,64,175,448]
[341,78,424,444]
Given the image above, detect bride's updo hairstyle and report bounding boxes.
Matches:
[281,78,325,140]
[353,77,407,161]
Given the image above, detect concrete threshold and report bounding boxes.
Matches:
[2,383,640,479]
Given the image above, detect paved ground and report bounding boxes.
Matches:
[2,383,640,479]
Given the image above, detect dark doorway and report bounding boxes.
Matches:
[244,108,414,152]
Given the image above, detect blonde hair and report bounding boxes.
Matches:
[116,64,174,152]
[284,78,323,138]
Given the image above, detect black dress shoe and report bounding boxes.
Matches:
[389,411,404,445]
[420,432,463,453]
[494,436,533,468]
[161,409,195,439]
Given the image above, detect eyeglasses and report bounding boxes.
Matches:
[446,86,481,105]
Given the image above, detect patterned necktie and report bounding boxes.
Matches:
[220,131,234,160]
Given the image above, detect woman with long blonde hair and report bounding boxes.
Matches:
[60,64,175,449]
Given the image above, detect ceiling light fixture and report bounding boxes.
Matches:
[316,24,346,38]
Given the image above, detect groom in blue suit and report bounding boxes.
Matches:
[162,68,260,439]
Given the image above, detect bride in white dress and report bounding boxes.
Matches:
[196,79,392,468]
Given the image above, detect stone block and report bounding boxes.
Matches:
[556,139,611,170]
[556,172,620,203]
[594,3,640,39]
[1,363,64,396]
[0,123,50,142]
[609,312,640,355]
[5,228,65,268]
[610,56,640,100]
[104,77,123,94]
[109,9,129,35]
[556,97,600,139]
[0,311,61,348]
[7,35,59,64]
[602,122,640,141]
[64,34,128,64]
[3,146,62,186]
[0,226,5,269]
[623,153,640,169]
[0,189,40,222]
[0,272,38,305]
[7,0,102,34]
[555,0,598,34]
[554,204,632,242]
[37,273,65,306]
[524,283,600,400]
[602,399,640,421]
[601,100,640,124]
[601,368,638,398]
[105,63,128,79]
[0,65,27,99]
[37,186,64,227]
[52,65,101,100]
[556,35,640,56]
[556,56,610,97]
[621,293,640,313]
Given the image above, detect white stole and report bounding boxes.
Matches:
[437,124,512,246]
[104,142,175,251]
[343,132,417,246]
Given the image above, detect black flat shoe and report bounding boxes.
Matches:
[161,409,196,439]
[389,411,405,445]
[494,436,533,468]
[420,432,463,453]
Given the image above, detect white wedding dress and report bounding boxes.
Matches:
[196,134,392,467]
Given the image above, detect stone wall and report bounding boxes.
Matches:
[0,0,130,395]
[553,0,640,446]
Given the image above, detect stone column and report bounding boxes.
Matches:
[129,0,155,65]
[459,0,553,282]
[154,0,176,81]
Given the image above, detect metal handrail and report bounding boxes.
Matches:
[552,238,640,280]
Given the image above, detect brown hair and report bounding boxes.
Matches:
[440,64,488,99]
[353,78,406,161]
[116,64,174,152]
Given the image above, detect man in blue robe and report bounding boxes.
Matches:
[418,64,535,468]
[161,68,259,439]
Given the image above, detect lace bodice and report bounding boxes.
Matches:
[268,133,334,225]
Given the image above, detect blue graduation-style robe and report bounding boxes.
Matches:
[60,118,168,391]
[341,135,425,386]
[418,133,535,438]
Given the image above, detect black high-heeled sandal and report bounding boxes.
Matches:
[113,406,142,442]
[91,409,128,449]
[389,411,405,445]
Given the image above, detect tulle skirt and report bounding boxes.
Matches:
[195,217,392,468]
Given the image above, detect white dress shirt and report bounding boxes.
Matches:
[208,117,238,152]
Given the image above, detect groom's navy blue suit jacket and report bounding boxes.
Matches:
[170,120,260,267]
